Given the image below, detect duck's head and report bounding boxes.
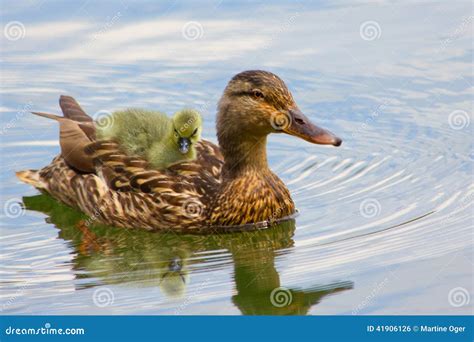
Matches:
[217,70,342,147]
[171,109,202,154]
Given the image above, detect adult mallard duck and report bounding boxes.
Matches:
[16,70,341,232]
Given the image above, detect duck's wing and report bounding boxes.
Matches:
[59,95,96,140]
[59,95,94,123]
[31,111,95,173]
[28,95,97,172]
[86,139,223,195]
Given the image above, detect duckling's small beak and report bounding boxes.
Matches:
[168,257,183,272]
[283,107,342,147]
[178,137,191,154]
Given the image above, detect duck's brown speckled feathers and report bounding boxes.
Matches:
[23,139,224,231]
[17,71,342,232]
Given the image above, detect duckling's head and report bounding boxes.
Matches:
[217,70,341,147]
[171,109,202,154]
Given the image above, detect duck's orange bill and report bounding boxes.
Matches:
[284,107,342,147]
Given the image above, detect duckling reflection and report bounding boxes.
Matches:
[23,194,353,314]
[73,220,191,298]
[159,256,189,298]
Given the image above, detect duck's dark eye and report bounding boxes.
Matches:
[192,128,198,136]
[252,89,264,99]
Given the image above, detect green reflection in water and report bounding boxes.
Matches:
[23,194,353,315]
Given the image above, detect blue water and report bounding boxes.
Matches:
[0,0,472,315]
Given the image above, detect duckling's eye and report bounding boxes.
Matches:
[252,89,264,100]
[191,128,198,136]
[174,129,179,137]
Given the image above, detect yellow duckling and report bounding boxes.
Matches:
[96,108,202,169]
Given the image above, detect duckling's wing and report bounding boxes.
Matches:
[95,109,173,159]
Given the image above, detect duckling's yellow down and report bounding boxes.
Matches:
[97,108,202,169]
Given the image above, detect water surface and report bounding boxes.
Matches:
[1,0,472,315]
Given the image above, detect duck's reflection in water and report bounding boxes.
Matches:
[23,194,353,315]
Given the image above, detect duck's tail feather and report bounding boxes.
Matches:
[59,95,93,123]
[16,170,45,189]
[31,111,62,121]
